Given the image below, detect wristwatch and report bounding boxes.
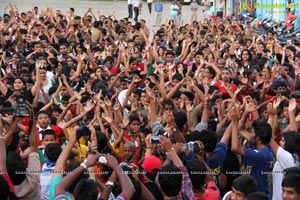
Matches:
[172,127,177,132]
[105,181,114,187]
[80,162,88,169]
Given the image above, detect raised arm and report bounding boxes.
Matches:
[102,154,136,199]
[229,106,245,156]
[55,153,101,196]
[52,126,77,178]
[0,69,8,96]
[0,116,7,174]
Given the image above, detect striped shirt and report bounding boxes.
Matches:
[14,152,41,200]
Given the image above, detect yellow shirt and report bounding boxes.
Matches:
[74,137,89,162]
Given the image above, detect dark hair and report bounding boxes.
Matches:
[199,129,218,152]
[274,80,287,90]
[73,179,98,200]
[42,129,56,140]
[96,131,109,153]
[284,167,300,176]
[36,110,51,119]
[61,95,71,102]
[6,152,26,185]
[128,114,140,125]
[206,66,217,78]
[158,164,182,196]
[61,162,86,193]
[241,49,253,62]
[14,77,26,86]
[162,100,175,109]
[45,143,62,162]
[282,174,300,194]
[252,120,272,144]
[246,192,268,200]
[186,159,207,189]
[182,91,194,102]
[173,112,187,132]
[282,131,300,164]
[172,73,183,81]
[232,175,258,196]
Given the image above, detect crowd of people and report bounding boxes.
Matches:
[1,2,300,200]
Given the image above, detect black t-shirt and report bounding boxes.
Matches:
[3,88,34,104]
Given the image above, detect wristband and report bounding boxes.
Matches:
[80,162,88,169]
[90,146,98,151]
[105,181,114,187]
[0,136,5,140]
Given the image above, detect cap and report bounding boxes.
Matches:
[141,155,162,174]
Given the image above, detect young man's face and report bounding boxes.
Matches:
[231,187,246,200]
[164,104,174,113]
[42,135,56,146]
[129,120,140,133]
[59,45,68,55]
[282,186,300,200]
[37,113,50,128]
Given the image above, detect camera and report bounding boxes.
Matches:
[120,162,135,175]
[76,120,91,140]
[1,96,30,117]
[98,156,107,164]
[181,141,201,153]
[291,91,300,99]
[15,95,30,117]
[151,136,160,144]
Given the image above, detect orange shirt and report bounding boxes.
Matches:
[285,13,297,28]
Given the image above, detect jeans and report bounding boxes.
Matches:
[134,6,139,22]
[128,4,133,18]
[148,3,152,13]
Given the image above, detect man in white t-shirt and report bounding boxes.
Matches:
[216,0,224,18]
[190,0,199,22]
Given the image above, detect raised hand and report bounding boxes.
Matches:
[227,106,240,122]
[185,100,194,112]
[288,98,297,113]
[101,113,112,124]
[104,96,112,107]
[160,136,173,152]
[113,101,120,111]
[85,99,95,111]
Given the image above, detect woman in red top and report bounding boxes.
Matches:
[213,67,237,99]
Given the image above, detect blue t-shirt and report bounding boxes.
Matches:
[50,176,72,200]
[273,76,295,89]
[243,146,274,200]
[170,4,178,16]
[206,142,228,184]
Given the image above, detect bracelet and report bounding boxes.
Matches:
[105,181,114,187]
[90,146,98,151]
[146,146,153,150]
[80,162,88,169]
